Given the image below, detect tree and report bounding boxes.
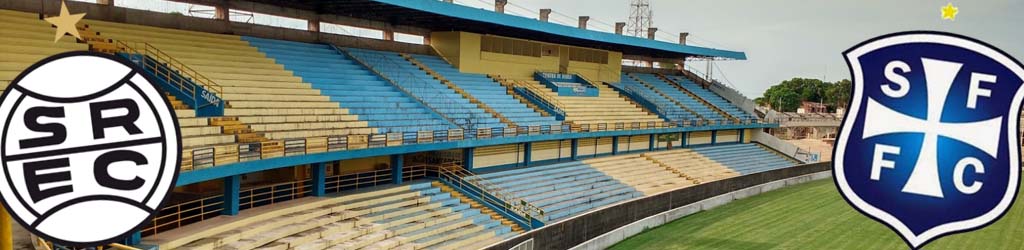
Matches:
[758,78,851,112]
[825,79,852,110]
[657,133,681,149]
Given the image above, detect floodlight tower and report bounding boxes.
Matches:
[627,0,653,66]
[627,0,653,39]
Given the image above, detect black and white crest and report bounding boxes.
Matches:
[0,51,181,247]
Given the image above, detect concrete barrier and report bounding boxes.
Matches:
[485,162,832,250]
[568,170,832,250]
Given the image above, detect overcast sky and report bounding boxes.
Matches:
[101,0,1024,98]
[454,0,1024,98]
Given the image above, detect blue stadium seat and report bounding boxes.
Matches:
[469,161,642,221]
[631,73,726,121]
[346,48,508,130]
[410,54,562,127]
[615,75,698,122]
[691,144,799,174]
[667,75,757,120]
[242,37,456,133]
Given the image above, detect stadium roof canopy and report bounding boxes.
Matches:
[241,0,747,60]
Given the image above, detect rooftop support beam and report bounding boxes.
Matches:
[308,16,320,32]
[539,8,551,22]
[169,0,430,36]
[383,28,395,41]
[213,5,229,20]
[495,0,507,14]
[615,22,626,35]
[578,16,590,29]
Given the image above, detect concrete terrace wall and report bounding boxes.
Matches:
[0,0,435,55]
[484,162,832,250]
[569,170,833,250]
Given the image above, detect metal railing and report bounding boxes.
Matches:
[115,40,223,107]
[620,83,700,123]
[181,119,773,171]
[509,79,568,117]
[143,193,224,236]
[437,163,546,228]
[140,165,430,237]
[337,46,501,130]
[652,73,743,124]
[34,235,142,250]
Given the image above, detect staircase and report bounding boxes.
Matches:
[209,117,270,143]
[403,54,516,128]
[438,163,546,229]
[165,93,190,110]
[627,74,704,121]
[489,75,555,118]
[655,73,740,123]
[435,183,525,233]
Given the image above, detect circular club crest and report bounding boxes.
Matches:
[0,51,181,246]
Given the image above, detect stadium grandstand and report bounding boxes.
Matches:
[0,0,828,249]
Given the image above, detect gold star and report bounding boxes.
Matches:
[44,1,86,42]
[941,3,958,21]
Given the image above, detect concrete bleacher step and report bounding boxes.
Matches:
[641,150,740,183]
[474,161,642,222]
[508,79,663,126]
[210,117,269,143]
[161,181,520,250]
[81,20,370,154]
[584,154,695,195]
[690,144,800,175]
[435,182,524,233]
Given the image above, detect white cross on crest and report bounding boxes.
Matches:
[862,58,1003,198]
[837,32,1023,249]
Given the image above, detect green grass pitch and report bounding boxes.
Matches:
[610,179,1024,250]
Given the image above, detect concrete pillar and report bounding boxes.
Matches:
[523,142,532,166]
[495,0,507,13]
[578,16,590,29]
[308,18,320,33]
[214,5,229,21]
[611,136,619,155]
[539,9,551,22]
[570,139,579,160]
[649,134,656,151]
[737,129,745,143]
[222,175,241,216]
[383,29,395,41]
[647,27,658,40]
[96,0,113,5]
[462,147,475,171]
[311,163,326,196]
[679,32,690,45]
[615,22,626,34]
[682,132,689,147]
[711,130,718,145]
[391,154,404,184]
